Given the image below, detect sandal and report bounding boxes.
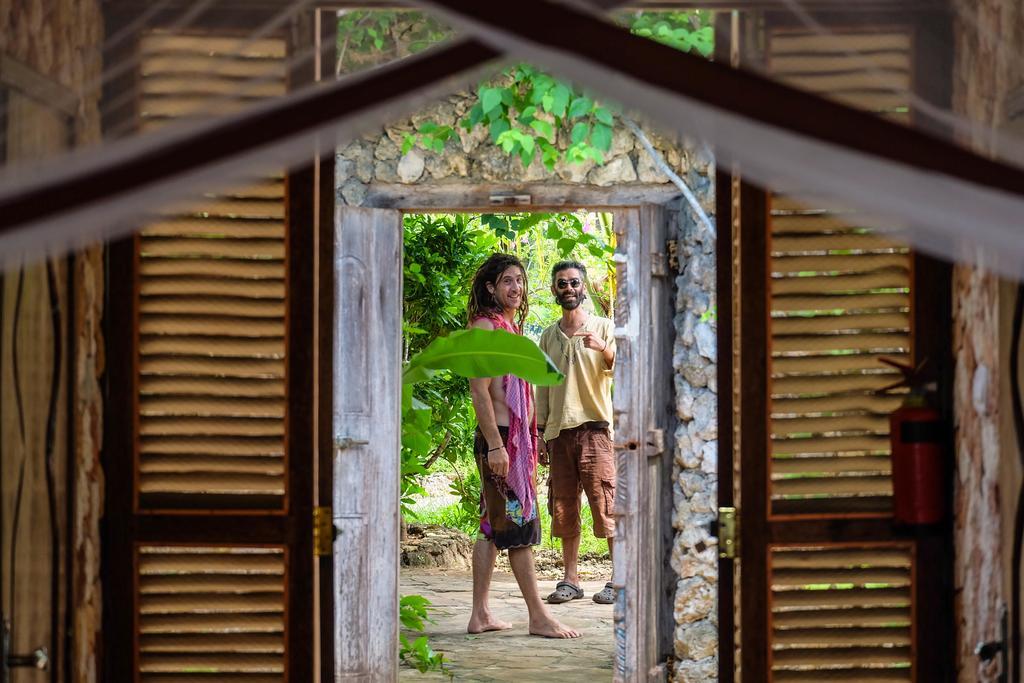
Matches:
[592,582,616,604]
[546,581,584,604]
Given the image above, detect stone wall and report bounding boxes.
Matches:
[0,3,105,682]
[669,204,718,682]
[338,107,719,678]
[336,94,712,204]
[952,1,1022,679]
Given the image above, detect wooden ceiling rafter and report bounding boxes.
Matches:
[0,0,1008,253]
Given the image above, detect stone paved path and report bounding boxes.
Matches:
[400,569,615,682]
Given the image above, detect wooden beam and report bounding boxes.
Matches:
[0,0,1014,257]
[0,55,78,118]
[0,39,500,247]
[105,0,947,10]
[363,182,683,210]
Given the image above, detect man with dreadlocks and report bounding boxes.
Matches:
[465,253,581,639]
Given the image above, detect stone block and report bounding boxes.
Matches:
[673,655,717,683]
[339,179,367,206]
[555,156,594,183]
[374,159,399,184]
[588,155,637,186]
[695,322,716,362]
[676,620,717,661]
[637,147,671,183]
[674,576,715,624]
[375,136,400,161]
[397,150,425,183]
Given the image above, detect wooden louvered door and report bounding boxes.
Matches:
[733,13,954,683]
[103,11,318,682]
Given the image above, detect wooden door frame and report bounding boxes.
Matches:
[321,186,694,681]
[99,6,320,680]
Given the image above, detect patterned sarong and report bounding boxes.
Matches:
[472,313,540,548]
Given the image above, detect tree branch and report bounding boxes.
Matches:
[423,428,454,470]
[622,116,715,238]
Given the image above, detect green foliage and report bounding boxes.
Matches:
[624,10,714,56]
[403,328,565,386]
[399,595,452,677]
[461,63,615,170]
[480,212,614,261]
[337,11,452,72]
[403,213,496,355]
[338,11,714,168]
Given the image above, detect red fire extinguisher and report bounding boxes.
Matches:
[890,390,944,525]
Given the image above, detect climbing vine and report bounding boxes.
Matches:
[338,10,714,169]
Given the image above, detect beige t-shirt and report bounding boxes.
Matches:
[536,315,615,442]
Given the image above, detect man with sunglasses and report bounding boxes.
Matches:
[536,260,617,606]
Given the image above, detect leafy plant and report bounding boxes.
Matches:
[623,10,714,56]
[403,328,565,386]
[337,10,452,73]
[339,10,714,169]
[399,595,451,677]
[460,63,615,170]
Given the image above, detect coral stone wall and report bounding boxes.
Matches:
[0,3,105,682]
[669,204,718,682]
[339,109,718,678]
[336,96,712,203]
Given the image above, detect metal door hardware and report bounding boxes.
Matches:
[2,618,49,681]
[712,507,738,559]
[336,436,369,450]
[488,192,531,206]
[974,603,1008,683]
[314,506,337,557]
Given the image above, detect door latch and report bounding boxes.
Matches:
[2,618,49,679]
[336,436,369,450]
[313,506,336,557]
[714,506,738,559]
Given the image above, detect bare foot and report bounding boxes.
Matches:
[467,613,513,634]
[529,615,582,639]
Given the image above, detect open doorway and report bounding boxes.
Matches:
[330,197,696,681]
[323,7,718,681]
[397,210,619,679]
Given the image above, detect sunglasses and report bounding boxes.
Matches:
[556,278,583,289]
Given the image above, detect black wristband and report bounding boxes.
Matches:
[487,446,503,453]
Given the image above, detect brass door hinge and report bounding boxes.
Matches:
[313,506,334,557]
[717,506,738,559]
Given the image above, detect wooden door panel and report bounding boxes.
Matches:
[731,14,954,682]
[332,207,402,680]
[612,205,676,681]
[102,11,317,680]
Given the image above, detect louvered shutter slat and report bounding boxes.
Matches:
[141,436,283,457]
[137,547,285,680]
[141,297,285,317]
[768,189,911,513]
[141,260,285,279]
[770,544,913,682]
[136,25,287,503]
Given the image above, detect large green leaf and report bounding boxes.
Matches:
[403,328,564,386]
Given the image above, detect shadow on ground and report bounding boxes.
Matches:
[400,569,616,681]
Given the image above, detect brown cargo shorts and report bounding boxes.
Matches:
[548,422,616,539]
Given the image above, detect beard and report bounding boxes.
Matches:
[557,290,584,310]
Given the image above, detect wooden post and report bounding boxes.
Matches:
[333,207,402,681]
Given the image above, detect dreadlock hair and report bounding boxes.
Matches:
[550,259,588,282]
[467,253,529,329]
